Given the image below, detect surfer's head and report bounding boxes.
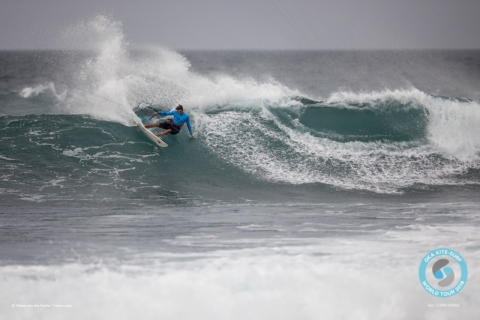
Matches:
[176,104,184,114]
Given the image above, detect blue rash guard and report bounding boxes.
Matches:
[158,110,193,135]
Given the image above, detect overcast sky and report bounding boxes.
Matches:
[1,0,480,50]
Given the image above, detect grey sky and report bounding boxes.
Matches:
[1,0,480,50]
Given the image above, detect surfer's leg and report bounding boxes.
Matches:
[145,123,159,129]
[156,129,171,137]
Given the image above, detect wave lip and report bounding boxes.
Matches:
[324,88,480,161]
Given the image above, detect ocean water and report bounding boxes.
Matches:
[1,16,480,319]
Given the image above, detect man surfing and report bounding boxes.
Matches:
[145,104,195,138]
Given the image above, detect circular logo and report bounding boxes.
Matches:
[419,248,468,298]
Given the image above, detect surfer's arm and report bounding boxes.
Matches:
[158,110,176,116]
[186,117,194,138]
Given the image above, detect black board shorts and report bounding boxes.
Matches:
[158,120,181,135]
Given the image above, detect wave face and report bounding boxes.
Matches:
[199,91,480,193]
[1,16,480,203]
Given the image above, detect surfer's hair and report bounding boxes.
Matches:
[175,104,183,111]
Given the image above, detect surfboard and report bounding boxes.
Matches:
[134,116,168,147]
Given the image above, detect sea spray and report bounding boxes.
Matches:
[57,15,299,125]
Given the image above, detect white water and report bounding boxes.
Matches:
[2,222,478,320]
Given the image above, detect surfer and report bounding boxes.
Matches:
[145,104,195,138]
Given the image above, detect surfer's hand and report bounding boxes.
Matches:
[189,134,195,139]
[153,111,158,116]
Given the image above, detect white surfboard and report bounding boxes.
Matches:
[134,116,168,147]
